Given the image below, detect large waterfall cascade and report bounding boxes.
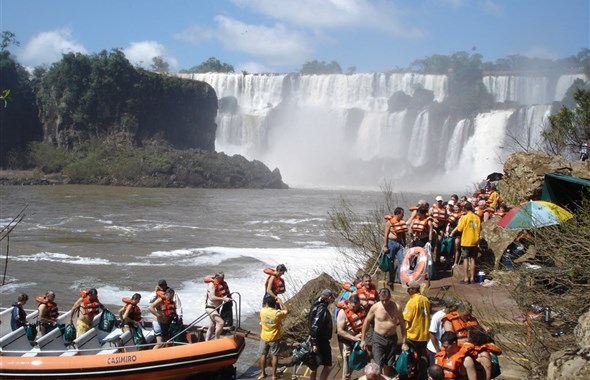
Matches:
[179,72,587,191]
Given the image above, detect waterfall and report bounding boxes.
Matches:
[177,72,587,190]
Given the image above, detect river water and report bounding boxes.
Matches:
[0,184,429,375]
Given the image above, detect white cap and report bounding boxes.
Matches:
[448,200,455,205]
[435,196,443,202]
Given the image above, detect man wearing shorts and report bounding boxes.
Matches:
[451,201,481,284]
[259,295,288,380]
[309,289,335,380]
[361,288,407,377]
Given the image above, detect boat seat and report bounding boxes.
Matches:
[62,328,102,356]
[96,329,128,355]
[0,327,33,356]
[22,326,66,357]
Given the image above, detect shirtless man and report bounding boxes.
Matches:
[148,288,178,349]
[69,288,104,338]
[37,290,58,337]
[337,294,365,380]
[361,288,408,377]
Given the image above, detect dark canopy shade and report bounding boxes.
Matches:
[541,173,590,211]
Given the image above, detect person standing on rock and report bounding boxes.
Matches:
[259,295,288,380]
[403,281,431,380]
[336,294,365,380]
[361,287,407,377]
[451,202,481,284]
[383,207,407,286]
[308,289,335,380]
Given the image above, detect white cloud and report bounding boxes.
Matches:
[123,41,179,71]
[18,29,87,67]
[521,45,559,60]
[213,15,313,66]
[231,0,426,38]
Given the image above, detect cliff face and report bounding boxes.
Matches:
[501,151,590,205]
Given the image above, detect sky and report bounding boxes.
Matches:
[1,0,588,74]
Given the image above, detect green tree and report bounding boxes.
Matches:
[300,60,342,74]
[544,87,590,157]
[1,31,19,51]
[183,57,234,73]
[150,56,169,73]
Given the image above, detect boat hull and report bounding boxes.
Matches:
[0,335,245,379]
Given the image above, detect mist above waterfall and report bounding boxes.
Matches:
[181,72,585,192]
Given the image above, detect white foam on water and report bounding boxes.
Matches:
[10,252,111,265]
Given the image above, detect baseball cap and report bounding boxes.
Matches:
[435,196,443,202]
[158,279,168,287]
[407,281,421,289]
[321,289,334,298]
[448,200,455,206]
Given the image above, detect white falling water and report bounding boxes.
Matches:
[177,72,586,190]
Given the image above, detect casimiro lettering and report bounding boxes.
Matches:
[107,355,137,365]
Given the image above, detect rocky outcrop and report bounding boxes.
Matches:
[480,215,519,269]
[546,309,590,379]
[501,151,590,206]
[282,273,340,342]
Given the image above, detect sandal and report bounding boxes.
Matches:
[257,374,267,380]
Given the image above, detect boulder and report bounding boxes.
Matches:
[501,152,590,206]
[282,273,341,342]
[480,215,519,269]
[546,309,590,379]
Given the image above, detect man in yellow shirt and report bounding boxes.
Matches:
[259,295,288,380]
[403,281,431,380]
[451,202,481,284]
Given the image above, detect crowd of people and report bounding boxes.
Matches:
[7,184,506,379]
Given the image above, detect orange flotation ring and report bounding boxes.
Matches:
[400,247,427,285]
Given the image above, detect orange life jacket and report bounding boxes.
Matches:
[493,210,506,218]
[391,219,408,235]
[204,276,231,297]
[122,297,141,322]
[344,307,366,334]
[442,312,480,340]
[161,299,177,318]
[384,214,394,221]
[434,345,473,379]
[430,206,447,222]
[466,342,502,356]
[36,295,59,319]
[355,285,377,310]
[79,290,101,315]
[263,268,286,295]
[447,211,464,226]
[411,218,430,234]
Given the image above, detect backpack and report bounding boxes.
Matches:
[395,345,418,377]
[348,341,369,370]
[491,353,501,378]
[378,251,393,272]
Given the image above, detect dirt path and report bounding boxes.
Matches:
[239,265,529,379]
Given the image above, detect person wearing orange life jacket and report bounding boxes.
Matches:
[205,271,232,341]
[69,288,104,338]
[37,290,59,337]
[150,279,184,323]
[409,206,434,248]
[442,302,481,344]
[336,294,366,380]
[119,293,142,332]
[264,264,287,305]
[445,202,464,268]
[354,274,378,313]
[148,287,178,349]
[383,207,407,286]
[464,325,502,380]
[434,331,478,379]
[430,196,448,266]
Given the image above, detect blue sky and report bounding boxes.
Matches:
[2,0,588,73]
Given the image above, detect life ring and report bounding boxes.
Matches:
[400,247,427,285]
